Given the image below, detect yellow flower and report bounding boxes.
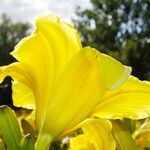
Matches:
[69,119,116,150]
[0,14,150,149]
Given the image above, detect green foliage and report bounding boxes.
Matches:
[74,0,150,80]
[0,14,30,66]
[0,105,22,150]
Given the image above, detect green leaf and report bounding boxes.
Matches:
[0,105,22,150]
[111,120,138,150]
[21,134,35,150]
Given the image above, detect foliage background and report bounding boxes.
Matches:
[73,0,150,80]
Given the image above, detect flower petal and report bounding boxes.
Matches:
[69,119,116,150]
[0,62,35,109]
[94,76,150,119]
[98,53,131,90]
[12,80,35,109]
[82,119,115,150]
[69,134,95,150]
[0,62,32,87]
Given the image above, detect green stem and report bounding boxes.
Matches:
[111,120,138,150]
[35,133,53,150]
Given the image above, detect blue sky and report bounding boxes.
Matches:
[0,0,91,24]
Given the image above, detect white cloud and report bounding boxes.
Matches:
[0,0,91,24]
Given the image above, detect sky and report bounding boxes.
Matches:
[0,0,91,24]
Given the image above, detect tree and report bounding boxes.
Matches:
[0,14,30,107]
[73,0,150,80]
[0,14,30,66]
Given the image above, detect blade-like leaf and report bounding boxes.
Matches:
[0,105,22,150]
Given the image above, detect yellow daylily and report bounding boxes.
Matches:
[69,119,116,150]
[0,14,150,149]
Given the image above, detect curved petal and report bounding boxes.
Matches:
[98,53,131,90]
[0,62,32,87]
[94,76,150,119]
[69,119,116,150]
[0,62,35,110]
[82,119,116,150]
[69,135,95,150]
[12,80,35,109]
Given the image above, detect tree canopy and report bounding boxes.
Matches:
[74,0,150,80]
[0,14,30,66]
